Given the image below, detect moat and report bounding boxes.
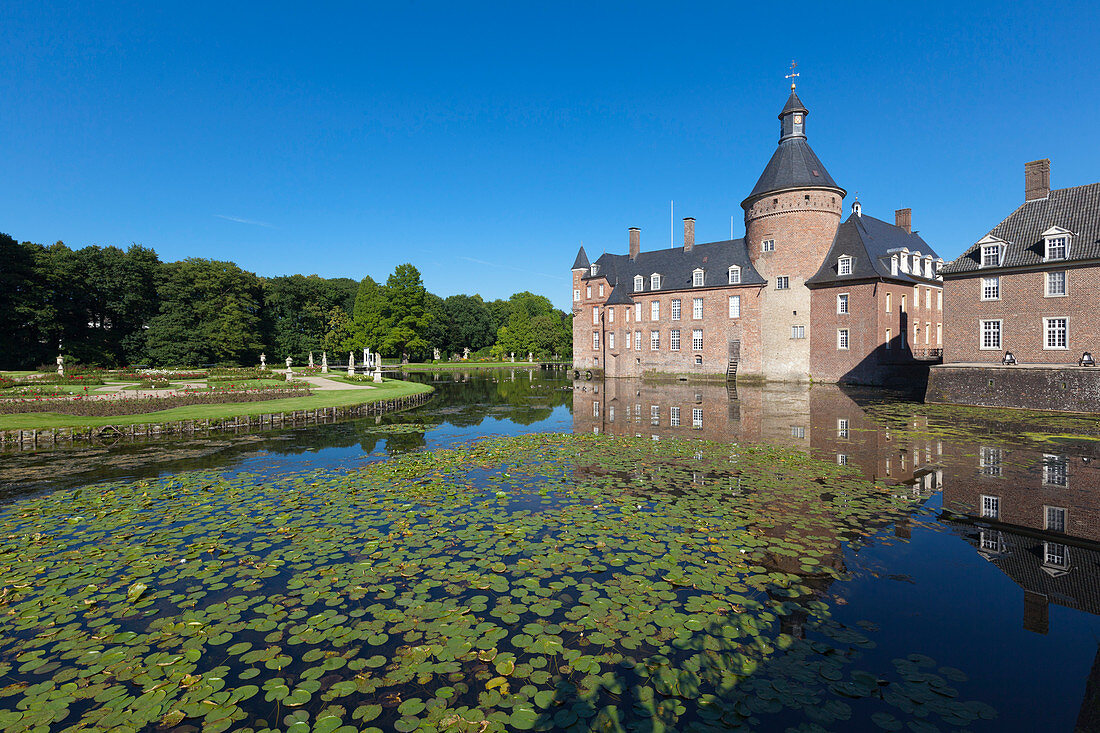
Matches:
[1,369,1098,732]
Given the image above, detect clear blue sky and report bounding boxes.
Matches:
[3,1,1098,310]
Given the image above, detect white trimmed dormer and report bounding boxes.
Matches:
[633,275,644,292]
[590,264,599,277]
[1042,226,1073,261]
[728,266,741,285]
[650,273,661,290]
[976,235,1007,268]
[837,255,853,276]
[692,268,705,287]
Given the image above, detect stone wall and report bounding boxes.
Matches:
[927,364,1100,412]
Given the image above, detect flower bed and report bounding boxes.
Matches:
[0,387,312,416]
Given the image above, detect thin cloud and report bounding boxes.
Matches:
[458,256,566,281]
[214,214,275,228]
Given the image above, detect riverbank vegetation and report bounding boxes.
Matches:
[0,236,572,369]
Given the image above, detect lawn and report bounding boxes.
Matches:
[0,379,432,430]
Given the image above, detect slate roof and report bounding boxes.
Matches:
[807,211,942,287]
[781,90,808,116]
[571,246,590,271]
[942,183,1100,275]
[603,282,635,306]
[584,239,767,298]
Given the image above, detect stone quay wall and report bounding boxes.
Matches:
[926,364,1100,412]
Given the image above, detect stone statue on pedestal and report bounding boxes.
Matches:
[56,354,64,376]
[308,352,314,368]
[260,353,267,370]
[321,352,329,373]
[348,352,355,377]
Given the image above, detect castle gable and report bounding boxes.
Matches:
[807,212,941,287]
[587,239,765,292]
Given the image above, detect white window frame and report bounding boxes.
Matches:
[692,329,703,351]
[980,319,1002,350]
[790,325,805,339]
[608,308,614,323]
[776,276,789,290]
[634,302,642,321]
[1046,271,1067,297]
[1044,541,1069,569]
[1044,454,1069,486]
[837,418,850,438]
[980,244,1003,268]
[608,332,615,350]
[671,298,681,321]
[592,331,599,350]
[885,292,891,312]
[838,256,852,276]
[837,293,849,314]
[590,264,599,276]
[980,446,1003,477]
[981,277,999,301]
[692,408,703,428]
[573,289,580,302]
[1044,317,1067,350]
[650,301,660,321]
[670,406,680,426]
[650,273,661,290]
[586,285,591,298]
[728,266,741,284]
[762,239,775,252]
[980,494,1000,519]
[1045,236,1067,261]
[650,330,660,350]
[670,328,680,351]
[885,327,892,349]
[592,306,599,325]
[692,297,703,320]
[598,284,604,297]
[728,295,741,319]
[837,328,850,350]
[593,401,600,417]
[1045,506,1067,532]
[692,269,705,287]
[634,330,642,351]
[634,275,644,292]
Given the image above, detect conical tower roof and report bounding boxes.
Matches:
[571,246,590,270]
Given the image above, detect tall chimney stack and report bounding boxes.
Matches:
[895,208,912,234]
[628,227,640,260]
[683,217,695,252]
[1025,159,1050,201]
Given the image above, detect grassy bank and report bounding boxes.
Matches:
[0,379,432,430]
[397,361,545,371]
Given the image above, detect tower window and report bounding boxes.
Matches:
[762,239,775,252]
[776,276,789,290]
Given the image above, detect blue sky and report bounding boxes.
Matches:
[3,1,1098,310]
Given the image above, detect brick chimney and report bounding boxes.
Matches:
[1025,159,1050,201]
[628,227,640,260]
[683,218,695,252]
[895,208,912,234]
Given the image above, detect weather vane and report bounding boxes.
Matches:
[785,60,799,90]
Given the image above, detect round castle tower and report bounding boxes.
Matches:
[741,87,846,380]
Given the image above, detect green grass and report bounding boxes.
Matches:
[0,379,432,430]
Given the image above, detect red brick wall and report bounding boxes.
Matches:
[943,264,1100,364]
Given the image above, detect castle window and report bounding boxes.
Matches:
[650,301,660,320]
[592,307,599,325]
[692,269,705,287]
[790,325,805,339]
[1046,271,1067,297]
[980,447,1003,476]
[776,276,789,290]
[981,277,1000,300]
[692,329,703,351]
[980,319,1002,350]
[1046,236,1068,261]
[694,356,703,366]
[608,333,615,349]
[1044,542,1069,569]
[885,328,892,349]
[651,273,661,290]
[728,266,741,284]
[573,289,580,302]
[692,408,703,427]
[1044,317,1067,349]
[650,331,660,350]
[837,418,850,438]
[590,264,599,276]
[837,293,849,314]
[608,308,614,323]
[634,331,642,350]
[981,495,1000,519]
[598,284,604,297]
[981,244,1002,268]
[692,298,703,319]
[593,401,600,417]
[885,293,891,312]
[729,295,741,318]
[670,406,680,426]
[1043,455,1069,487]
[762,239,775,252]
[837,329,850,350]
[592,332,599,350]
[634,275,644,292]
[670,329,681,351]
[586,285,591,298]
[1046,506,1067,532]
[671,299,681,320]
[838,256,852,275]
[634,302,642,321]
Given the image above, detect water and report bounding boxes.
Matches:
[2,369,1098,731]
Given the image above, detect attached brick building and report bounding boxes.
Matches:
[940,160,1100,365]
[572,86,943,385]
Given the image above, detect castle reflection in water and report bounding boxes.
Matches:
[571,377,1100,636]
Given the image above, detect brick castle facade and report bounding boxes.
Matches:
[571,86,943,385]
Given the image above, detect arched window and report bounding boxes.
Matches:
[694,356,703,366]
[634,275,644,292]
[650,273,661,290]
[692,269,705,287]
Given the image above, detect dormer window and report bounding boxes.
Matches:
[1046,237,1067,261]
[838,256,852,276]
[728,266,741,285]
[634,275,644,292]
[692,269,704,287]
[650,274,661,290]
[590,264,599,276]
[981,244,1002,268]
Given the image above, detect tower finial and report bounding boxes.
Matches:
[785,60,799,91]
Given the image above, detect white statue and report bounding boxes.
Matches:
[321,352,329,373]
[433,347,441,361]
[373,354,383,383]
[308,352,314,368]
[348,352,355,377]
[363,348,369,367]
[463,347,470,360]
[510,352,515,363]
[285,356,293,369]
[56,354,64,376]
[527,352,533,362]
[260,353,267,370]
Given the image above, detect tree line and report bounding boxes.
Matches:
[0,234,572,369]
